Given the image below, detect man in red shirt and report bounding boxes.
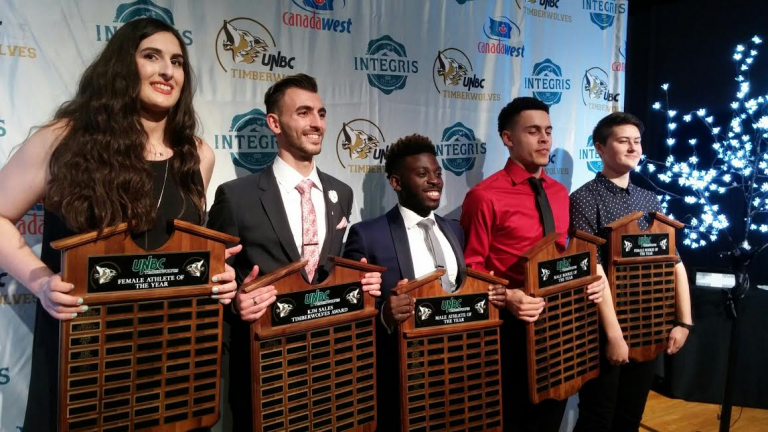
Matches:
[460,97,605,431]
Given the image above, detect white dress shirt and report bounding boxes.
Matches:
[272,156,327,255]
[398,204,458,289]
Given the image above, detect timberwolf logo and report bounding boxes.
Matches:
[335,119,387,173]
[582,67,620,108]
[222,20,268,64]
[584,70,607,100]
[214,109,278,174]
[215,18,295,74]
[96,0,193,45]
[341,124,380,160]
[433,48,500,101]
[353,35,419,95]
[436,51,468,87]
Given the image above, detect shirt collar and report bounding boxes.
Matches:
[596,172,632,195]
[273,155,323,192]
[398,204,436,230]
[503,158,552,186]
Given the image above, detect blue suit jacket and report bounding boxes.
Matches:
[343,205,467,307]
[342,205,467,431]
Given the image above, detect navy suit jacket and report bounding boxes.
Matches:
[342,205,467,431]
[343,205,467,308]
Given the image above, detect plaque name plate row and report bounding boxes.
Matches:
[605,212,684,362]
[393,268,508,432]
[519,230,605,404]
[54,220,237,431]
[241,257,385,432]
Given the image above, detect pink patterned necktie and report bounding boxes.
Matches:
[296,179,320,283]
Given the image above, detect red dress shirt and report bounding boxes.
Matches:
[460,159,570,287]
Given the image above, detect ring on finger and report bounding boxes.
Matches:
[252,297,259,306]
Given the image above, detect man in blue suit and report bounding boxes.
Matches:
[343,134,506,431]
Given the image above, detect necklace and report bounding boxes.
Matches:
[156,158,169,211]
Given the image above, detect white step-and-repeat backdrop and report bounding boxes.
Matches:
[0,0,627,430]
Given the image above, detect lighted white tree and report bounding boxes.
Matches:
[638,35,767,252]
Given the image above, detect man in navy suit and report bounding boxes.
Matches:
[208,73,381,430]
[343,134,506,431]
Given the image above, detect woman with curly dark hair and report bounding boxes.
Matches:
[0,18,244,430]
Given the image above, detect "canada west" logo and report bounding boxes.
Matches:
[95,0,193,45]
[214,109,278,174]
[478,16,524,57]
[283,0,353,34]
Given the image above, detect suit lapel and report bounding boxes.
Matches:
[436,216,468,288]
[259,165,302,263]
[386,207,416,280]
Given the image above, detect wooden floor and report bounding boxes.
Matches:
[640,391,768,431]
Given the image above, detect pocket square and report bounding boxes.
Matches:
[335,217,348,230]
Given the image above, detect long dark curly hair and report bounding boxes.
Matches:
[45,18,204,234]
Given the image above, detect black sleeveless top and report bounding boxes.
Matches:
[24,158,204,431]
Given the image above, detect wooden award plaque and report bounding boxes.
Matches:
[518,230,605,404]
[52,220,238,432]
[392,269,507,432]
[604,211,684,362]
[241,256,385,432]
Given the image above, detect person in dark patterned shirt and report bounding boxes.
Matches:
[569,112,693,431]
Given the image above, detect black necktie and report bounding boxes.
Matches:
[528,177,556,237]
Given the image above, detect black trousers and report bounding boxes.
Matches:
[501,317,568,432]
[573,356,656,432]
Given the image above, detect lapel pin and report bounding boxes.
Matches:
[328,190,338,203]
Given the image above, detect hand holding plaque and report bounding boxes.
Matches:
[239,256,385,432]
[234,264,277,322]
[393,268,507,431]
[384,279,414,327]
[51,219,239,431]
[517,229,605,404]
[38,274,85,321]
[604,211,685,362]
